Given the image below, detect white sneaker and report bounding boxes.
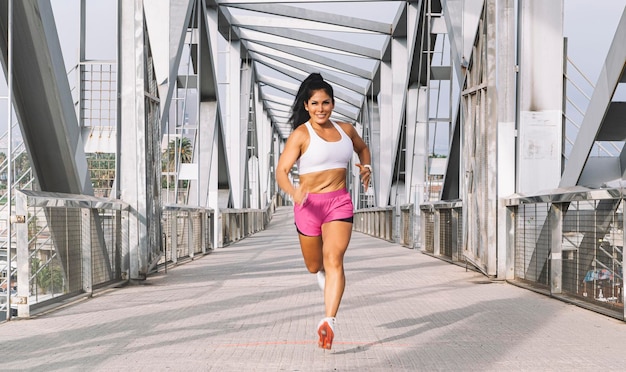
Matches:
[316,270,325,291]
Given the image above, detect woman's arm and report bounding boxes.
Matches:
[340,122,372,191]
[276,128,309,204]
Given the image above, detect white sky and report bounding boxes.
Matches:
[564,0,625,84]
[51,0,117,66]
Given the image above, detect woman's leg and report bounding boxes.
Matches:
[320,220,352,317]
[298,234,324,273]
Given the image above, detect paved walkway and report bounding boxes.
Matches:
[1,207,626,371]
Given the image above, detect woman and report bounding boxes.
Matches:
[276,73,372,350]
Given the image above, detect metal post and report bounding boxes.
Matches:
[188,211,194,259]
[433,209,441,256]
[5,0,13,321]
[505,204,516,280]
[15,191,28,318]
[550,204,563,294]
[171,212,178,264]
[81,209,93,296]
[622,199,625,322]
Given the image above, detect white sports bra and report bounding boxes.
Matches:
[297,121,353,175]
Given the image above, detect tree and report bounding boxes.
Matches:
[162,137,193,189]
[164,137,193,168]
[87,153,116,196]
[31,258,64,295]
[14,152,32,189]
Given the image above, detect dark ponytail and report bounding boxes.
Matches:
[289,73,335,129]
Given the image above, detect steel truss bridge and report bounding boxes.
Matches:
[0,0,625,321]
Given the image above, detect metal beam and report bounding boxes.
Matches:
[561,9,626,186]
[238,25,385,59]
[0,0,92,194]
[246,40,377,79]
[220,2,400,34]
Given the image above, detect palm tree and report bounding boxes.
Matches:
[0,152,6,191]
[164,137,193,168]
[162,137,193,188]
[14,152,31,189]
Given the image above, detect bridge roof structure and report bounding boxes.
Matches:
[214,0,408,140]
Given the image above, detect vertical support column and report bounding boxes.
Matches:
[451,207,460,261]
[188,211,194,259]
[550,203,563,294]
[118,209,128,280]
[405,84,428,205]
[199,2,224,248]
[253,84,270,209]
[170,214,178,264]
[198,101,221,248]
[212,126,222,249]
[201,210,207,255]
[495,0,517,279]
[517,0,564,193]
[363,97,378,207]
[376,34,408,207]
[407,85,428,249]
[273,132,281,202]
[483,0,499,277]
[4,0,14,321]
[225,39,244,208]
[433,209,441,256]
[15,191,29,318]
[119,0,149,279]
[622,200,626,321]
[505,204,517,280]
[241,61,256,209]
[81,209,93,296]
[420,206,427,251]
[255,104,271,209]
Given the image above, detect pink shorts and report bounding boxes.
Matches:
[294,189,354,236]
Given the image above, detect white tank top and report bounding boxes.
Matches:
[297,121,353,175]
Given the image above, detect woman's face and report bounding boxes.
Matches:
[304,89,334,126]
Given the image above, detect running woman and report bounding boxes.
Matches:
[276,73,372,350]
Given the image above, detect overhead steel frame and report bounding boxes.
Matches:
[114,0,444,262]
[214,1,434,211]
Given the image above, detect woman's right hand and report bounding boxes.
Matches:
[293,186,309,205]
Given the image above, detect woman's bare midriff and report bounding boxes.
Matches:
[299,168,347,193]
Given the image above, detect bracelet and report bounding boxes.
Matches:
[363,164,372,173]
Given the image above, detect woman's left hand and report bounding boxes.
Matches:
[356,164,371,192]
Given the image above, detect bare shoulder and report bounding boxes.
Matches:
[287,124,310,143]
[336,121,357,136]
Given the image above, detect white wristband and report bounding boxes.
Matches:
[363,164,372,172]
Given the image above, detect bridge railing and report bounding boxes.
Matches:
[7,191,277,319]
[353,201,465,265]
[220,196,276,246]
[505,188,625,321]
[161,205,214,268]
[12,190,130,318]
[353,206,395,242]
[419,200,465,263]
